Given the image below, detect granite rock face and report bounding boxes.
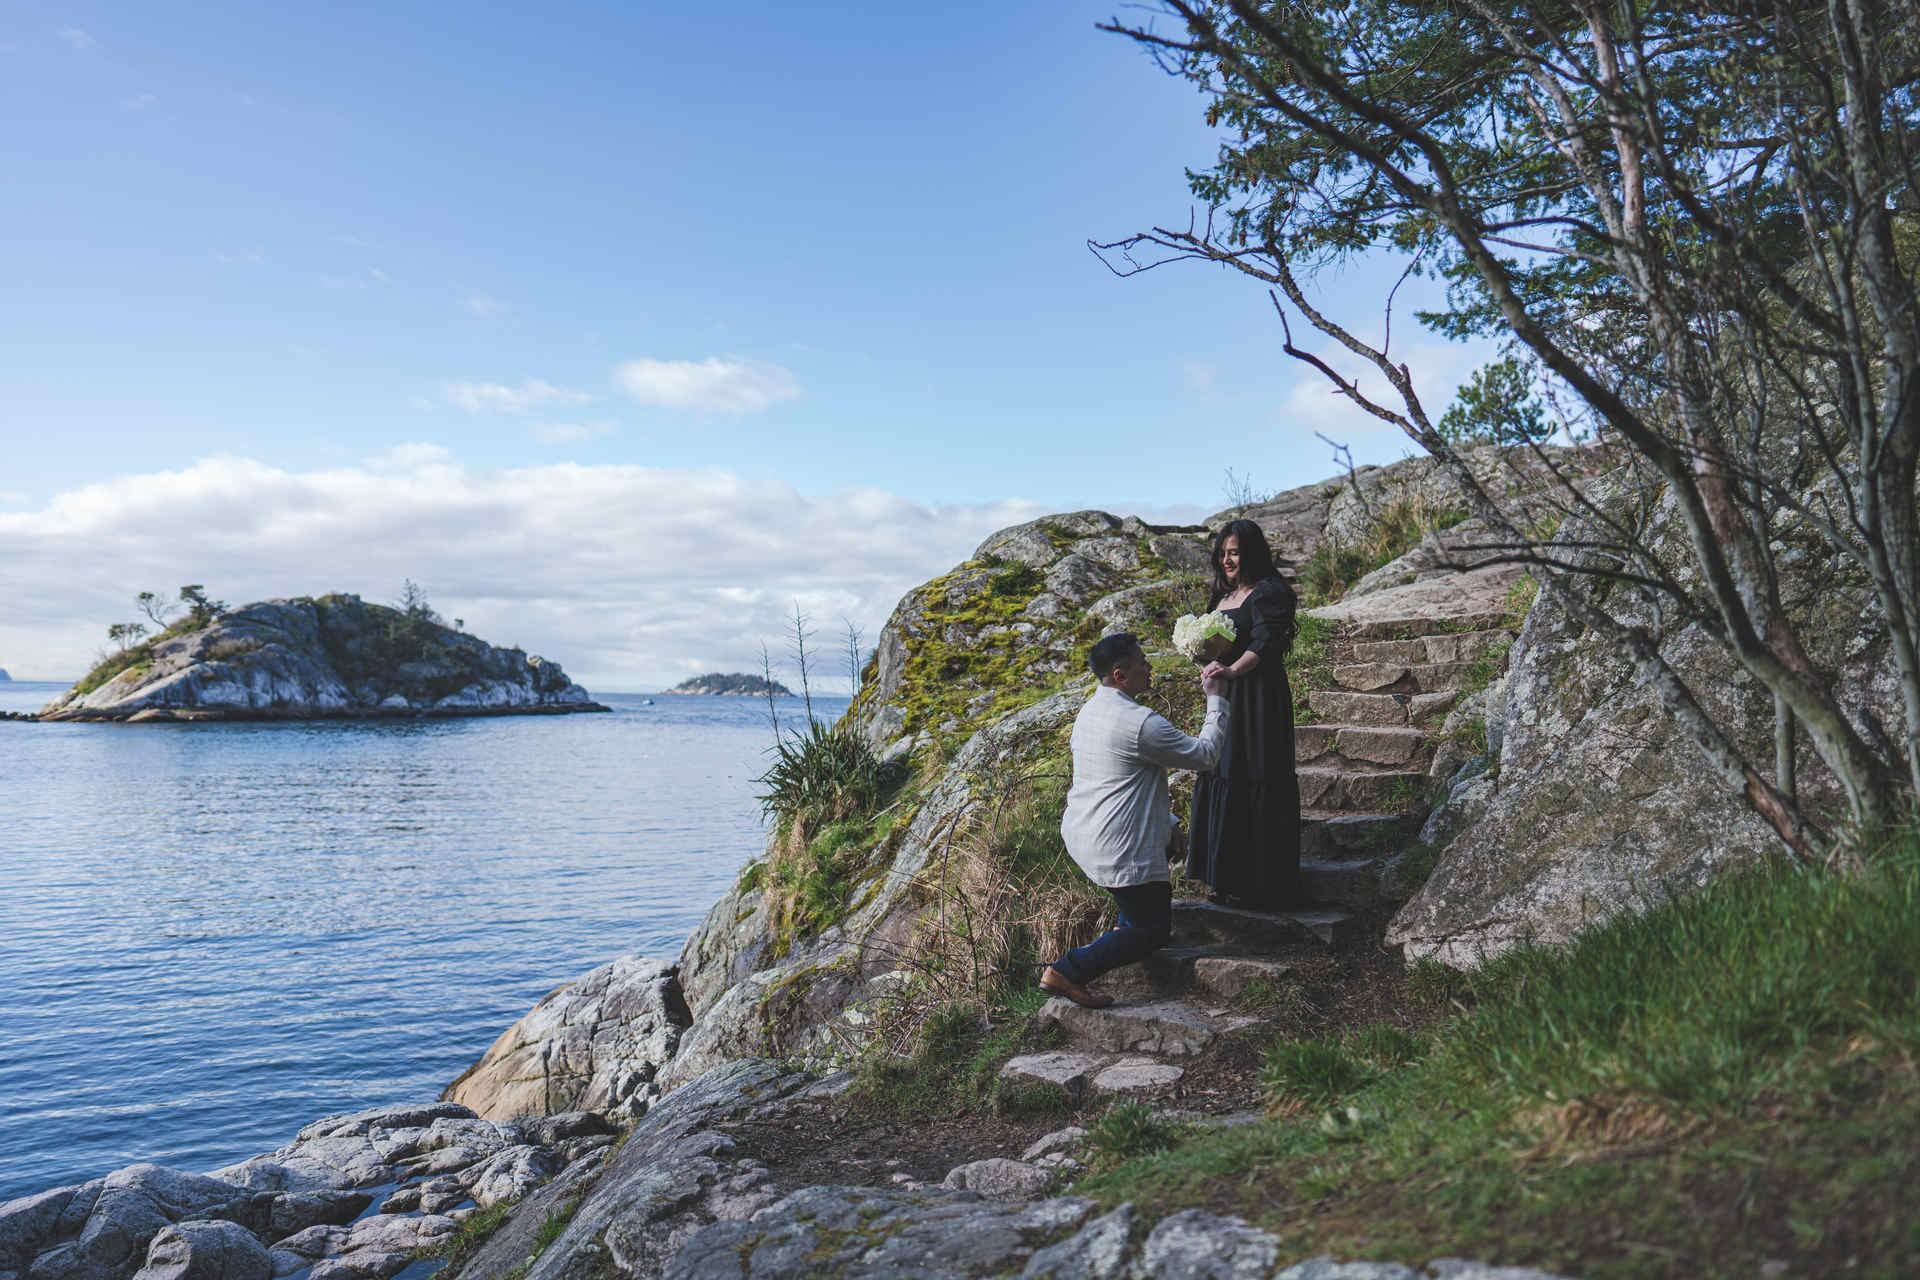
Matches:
[663,690,1086,1088]
[661,1184,1099,1280]
[656,1181,1578,1280]
[132,1221,271,1280]
[509,1060,816,1280]
[443,955,691,1122]
[1388,478,1902,968]
[1,1100,604,1280]
[38,595,605,722]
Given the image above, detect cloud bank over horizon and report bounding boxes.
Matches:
[0,449,1053,691]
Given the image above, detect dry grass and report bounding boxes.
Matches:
[865,763,1107,1057]
[1518,1094,1695,1159]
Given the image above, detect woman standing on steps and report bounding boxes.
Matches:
[1189,518,1303,909]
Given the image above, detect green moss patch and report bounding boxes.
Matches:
[865,559,1070,746]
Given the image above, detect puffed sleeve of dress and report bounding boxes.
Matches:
[1244,576,1298,660]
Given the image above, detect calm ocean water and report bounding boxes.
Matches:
[0,681,845,1202]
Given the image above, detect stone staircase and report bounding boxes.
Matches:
[1000,612,1514,1108]
[1294,618,1513,912]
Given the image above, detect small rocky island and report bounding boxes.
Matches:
[663,672,792,696]
[0,667,11,681]
[37,594,608,722]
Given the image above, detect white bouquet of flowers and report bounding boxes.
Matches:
[1172,611,1237,663]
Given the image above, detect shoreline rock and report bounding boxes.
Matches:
[0,1101,615,1280]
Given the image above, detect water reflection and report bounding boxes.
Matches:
[0,689,840,1199]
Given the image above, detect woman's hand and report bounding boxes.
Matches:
[1201,660,1230,682]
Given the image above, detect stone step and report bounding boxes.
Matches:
[1331,660,1483,695]
[1170,898,1358,950]
[1299,856,1388,910]
[1296,724,1435,769]
[998,1051,1186,1102]
[1038,997,1259,1057]
[1297,765,1430,811]
[1096,946,1296,1003]
[1350,628,1513,667]
[998,1050,1107,1103]
[1307,688,1456,727]
[1343,610,1509,639]
[1300,809,1421,859]
[1089,1057,1186,1098]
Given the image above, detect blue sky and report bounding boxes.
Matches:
[0,3,1489,686]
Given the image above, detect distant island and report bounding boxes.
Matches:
[0,668,11,682]
[37,591,608,723]
[663,672,793,697]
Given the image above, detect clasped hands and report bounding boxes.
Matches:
[1200,661,1234,698]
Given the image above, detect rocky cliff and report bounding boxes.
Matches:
[0,667,12,681]
[37,595,606,722]
[15,444,1873,1280]
[1387,474,1900,967]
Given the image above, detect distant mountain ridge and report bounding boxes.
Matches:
[663,672,792,697]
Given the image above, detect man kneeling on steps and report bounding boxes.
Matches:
[1041,632,1229,1009]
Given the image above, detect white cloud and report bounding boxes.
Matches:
[464,291,507,319]
[1181,360,1220,393]
[529,422,617,445]
[441,379,592,415]
[368,267,391,284]
[57,26,95,50]
[614,357,800,414]
[0,454,1044,692]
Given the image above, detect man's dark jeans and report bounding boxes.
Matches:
[1050,880,1173,985]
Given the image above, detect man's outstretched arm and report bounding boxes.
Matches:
[1137,693,1230,772]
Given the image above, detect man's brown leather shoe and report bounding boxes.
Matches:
[1039,965,1114,1009]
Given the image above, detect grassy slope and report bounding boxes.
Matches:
[1074,832,1920,1278]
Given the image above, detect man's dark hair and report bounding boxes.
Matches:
[1088,632,1143,681]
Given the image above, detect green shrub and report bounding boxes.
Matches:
[72,645,154,696]
[757,719,900,833]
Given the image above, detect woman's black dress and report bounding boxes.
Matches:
[1189,575,1302,909]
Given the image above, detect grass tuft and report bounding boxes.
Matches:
[1086,1102,1182,1170]
[1296,495,1470,607]
[1262,1039,1375,1114]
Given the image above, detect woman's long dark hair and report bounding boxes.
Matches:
[1207,518,1280,608]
